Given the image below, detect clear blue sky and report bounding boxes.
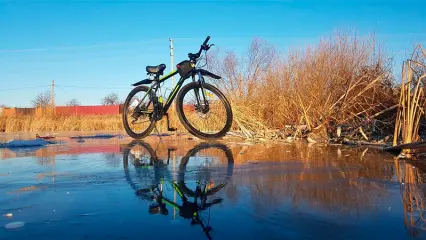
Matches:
[0,0,425,107]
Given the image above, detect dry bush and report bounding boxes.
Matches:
[32,91,52,107]
[101,92,121,106]
[66,99,81,106]
[208,33,396,139]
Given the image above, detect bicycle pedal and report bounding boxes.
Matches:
[168,127,177,132]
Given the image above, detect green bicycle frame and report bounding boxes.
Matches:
[138,69,203,114]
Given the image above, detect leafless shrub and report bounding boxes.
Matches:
[66,98,81,106]
[101,92,121,106]
[32,91,51,107]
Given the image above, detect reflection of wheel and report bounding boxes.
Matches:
[123,141,234,197]
[180,142,234,166]
[123,140,164,193]
[122,140,157,169]
[122,86,156,139]
[176,82,233,140]
[178,142,234,197]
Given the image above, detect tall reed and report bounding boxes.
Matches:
[393,45,426,149]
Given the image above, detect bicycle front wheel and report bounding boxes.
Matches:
[176,82,233,139]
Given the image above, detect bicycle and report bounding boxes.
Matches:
[122,36,233,140]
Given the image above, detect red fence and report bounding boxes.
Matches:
[1,105,122,117]
[55,105,121,116]
[2,107,36,117]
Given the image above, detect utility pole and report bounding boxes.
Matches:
[169,38,177,137]
[51,80,55,107]
[169,38,174,87]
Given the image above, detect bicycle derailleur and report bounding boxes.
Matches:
[130,96,163,123]
[132,95,177,131]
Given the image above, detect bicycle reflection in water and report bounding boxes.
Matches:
[122,141,234,240]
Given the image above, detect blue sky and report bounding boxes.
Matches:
[0,0,425,107]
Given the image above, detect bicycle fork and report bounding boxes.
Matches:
[193,73,209,114]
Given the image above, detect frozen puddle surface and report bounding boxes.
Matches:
[0,138,424,239]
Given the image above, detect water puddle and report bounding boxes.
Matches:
[0,137,424,239]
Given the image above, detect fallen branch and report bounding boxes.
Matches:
[343,139,388,148]
[385,141,426,153]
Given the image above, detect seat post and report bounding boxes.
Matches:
[155,73,161,81]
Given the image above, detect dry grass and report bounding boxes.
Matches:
[0,115,124,132]
[208,32,397,139]
[0,114,190,134]
[393,45,426,149]
[0,107,227,134]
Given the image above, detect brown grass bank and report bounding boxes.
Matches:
[0,114,190,133]
[208,32,397,140]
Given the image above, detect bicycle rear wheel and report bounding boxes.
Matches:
[176,82,233,139]
[122,140,158,169]
[122,86,156,139]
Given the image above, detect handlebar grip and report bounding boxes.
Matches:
[203,36,210,46]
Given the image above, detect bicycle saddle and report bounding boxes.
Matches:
[146,64,166,74]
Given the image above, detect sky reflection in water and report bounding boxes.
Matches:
[0,139,425,239]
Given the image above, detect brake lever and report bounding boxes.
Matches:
[203,45,211,51]
[205,44,214,52]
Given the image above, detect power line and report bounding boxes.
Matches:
[0,86,48,92]
[0,39,166,53]
[0,37,198,53]
[0,85,131,92]
[56,85,131,90]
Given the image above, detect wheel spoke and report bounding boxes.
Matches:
[180,84,230,136]
[123,87,154,137]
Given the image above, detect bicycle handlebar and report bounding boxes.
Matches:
[203,36,210,46]
[189,36,211,60]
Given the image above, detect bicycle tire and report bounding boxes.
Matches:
[123,140,159,194]
[122,86,156,139]
[176,82,233,139]
[122,140,158,169]
[177,142,234,197]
